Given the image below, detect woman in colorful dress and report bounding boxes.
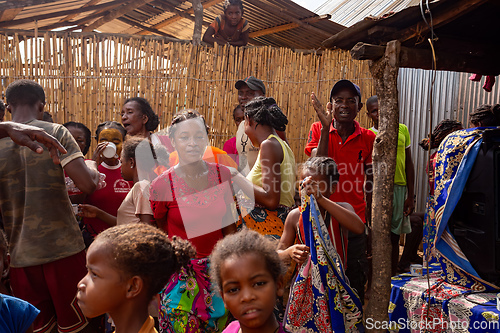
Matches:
[231,96,296,240]
[149,109,237,333]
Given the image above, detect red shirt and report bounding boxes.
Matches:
[149,163,233,258]
[304,121,375,223]
[84,162,133,236]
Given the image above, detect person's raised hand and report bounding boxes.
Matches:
[92,142,109,166]
[311,92,333,129]
[3,122,67,164]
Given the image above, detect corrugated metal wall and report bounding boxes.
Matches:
[398,68,500,212]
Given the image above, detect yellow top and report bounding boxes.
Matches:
[247,134,296,207]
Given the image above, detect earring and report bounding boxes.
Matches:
[131,165,134,169]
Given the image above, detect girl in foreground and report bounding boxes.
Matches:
[76,223,195,333]
[277,157,364,332]
[210,229,291,333]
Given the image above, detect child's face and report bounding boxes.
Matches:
[99,128,124,159]
[77,241,129,318]
[300,168,333,197]
[120,153,135,181]
[366,100,379,125]
[220,253,283,332]
[233,108,244,127]
[67,126,88,154]
[225,5,242,27]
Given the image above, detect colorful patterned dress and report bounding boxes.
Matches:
[150,163,236,333]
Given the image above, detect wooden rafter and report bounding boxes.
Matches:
[118,16,176,37]
[0,7,23,21]
[396,0,489,43]
[0,2,121,28]
[38,10,109,30]
[57,0,105,23]
[350,42,500,76]
[0,0,62,10]
[82,0,157,32]
[250,14,330,38]
[136,0,223,35]
[246,0,331,38]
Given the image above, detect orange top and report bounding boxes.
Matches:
[169,146,238,169]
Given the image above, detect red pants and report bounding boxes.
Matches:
[10,251,89,333]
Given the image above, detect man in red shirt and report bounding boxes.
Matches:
[305,79,375,303]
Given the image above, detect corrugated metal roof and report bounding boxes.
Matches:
[0,0,345,50]
[315,0,421,27]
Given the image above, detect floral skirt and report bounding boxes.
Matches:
[239,205,291,240]
[159,257,228,333]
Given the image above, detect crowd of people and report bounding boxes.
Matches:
[0,73,499,333]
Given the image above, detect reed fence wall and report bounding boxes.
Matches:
[0,30,374,162]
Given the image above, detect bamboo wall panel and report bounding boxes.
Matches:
[0,31,374,162]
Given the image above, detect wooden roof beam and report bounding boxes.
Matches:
[245,0,332,38]
[38,10,109,31]
[117,16,176,37]
[250,14,330,38]
[0,2,120,28]
[396,0,488,43]
[82,0,157,32]
[350,42,500,76]
[0,7,23,21]
[57,0,106,23]
[136,0,223,35]
[0,0,62,10]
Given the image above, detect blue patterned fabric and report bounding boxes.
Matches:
[389,264,500,332]
[285,195,363,332]
[424,128,499,291]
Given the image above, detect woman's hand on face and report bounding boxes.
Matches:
[288,244,310,265]
[92,142,109,165]
[301,176,324,201]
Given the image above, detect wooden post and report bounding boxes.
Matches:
[192,0,203,45]
[365,40,400,332]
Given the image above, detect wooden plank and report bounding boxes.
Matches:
[0,7,23,21]
[38,10,109,30]
[249,14,330,38]
[57,0,105,23]
[0,2,121,28]
[0,0,62,10]
[191,0,203,45]
[0,28,189,43]
[82,0,157,32]
[117,17,176,37]
[136,0,223,35]
[350,42,500,76]
[397,0,488,43]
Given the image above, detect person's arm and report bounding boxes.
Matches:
[311,93,332,157]
[202,26,228,46]
[229,30,249,46]
[138,214,155,224]
[0,121,67,164]
[277,208,309,264]
[78,204,117,227]
[403,147,415,216]
[301,176,364,234]
[64,158,99,195]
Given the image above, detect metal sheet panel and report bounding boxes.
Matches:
[398,68,499,212]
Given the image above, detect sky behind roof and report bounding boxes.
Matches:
[290,0,325,12]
